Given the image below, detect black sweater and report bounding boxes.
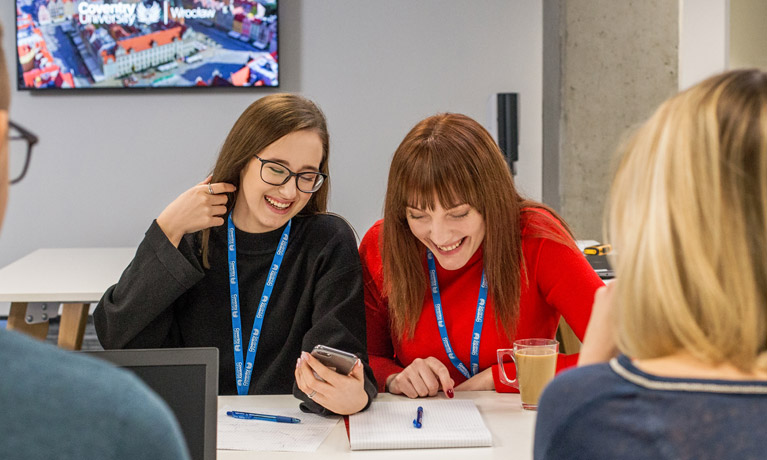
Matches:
[94,214,376,414]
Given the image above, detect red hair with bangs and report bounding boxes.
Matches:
[382,113,573,339]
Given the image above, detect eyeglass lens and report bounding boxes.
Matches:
[260,161,324,193]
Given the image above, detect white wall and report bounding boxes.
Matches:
[679,0,729,90]
[0,1,543,267]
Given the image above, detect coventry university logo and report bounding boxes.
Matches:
[137,2,162,25]
[79,1,215,26]
[475,304,485,322]
[266,264,279,286]
[229,261,237,283]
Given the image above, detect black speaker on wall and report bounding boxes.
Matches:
[496,93,519,175]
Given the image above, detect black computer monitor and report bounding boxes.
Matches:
[82,347,218,460]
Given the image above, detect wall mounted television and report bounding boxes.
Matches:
[15,0,278,90]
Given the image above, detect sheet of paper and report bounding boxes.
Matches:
[349,400,493,450]
[217,406,339,452]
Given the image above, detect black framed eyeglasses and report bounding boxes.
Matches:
[255,156,327,193]
[8,120,38,185]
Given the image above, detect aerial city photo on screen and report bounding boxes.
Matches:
[15,0,278,89]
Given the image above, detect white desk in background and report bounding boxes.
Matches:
[217,391,537,459]
[0,248,135,349]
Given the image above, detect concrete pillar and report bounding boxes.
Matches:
[543,0,679,240]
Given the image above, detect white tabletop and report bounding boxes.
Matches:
[0,248,135,303]
[217,391,537,459]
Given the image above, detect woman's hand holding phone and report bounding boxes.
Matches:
[294,350,368,415]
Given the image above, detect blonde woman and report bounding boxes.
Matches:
[535,69,767,459]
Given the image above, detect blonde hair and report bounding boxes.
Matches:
[383,113,573,339]
[608,69,767,371]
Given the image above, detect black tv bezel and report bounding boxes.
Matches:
[14,0,280,92]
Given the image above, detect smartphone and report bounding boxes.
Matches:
[310,345,360,376]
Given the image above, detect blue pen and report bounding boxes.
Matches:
[226,410,301,424]
[413,406,423,428]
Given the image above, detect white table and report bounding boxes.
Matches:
[217,391,537,459]
[0,248,135,349]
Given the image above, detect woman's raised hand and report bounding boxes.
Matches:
[156,176,236,247]
[386,356,455,398]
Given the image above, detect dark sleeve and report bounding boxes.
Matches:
[93,221,205,349]
[292,219,378,415]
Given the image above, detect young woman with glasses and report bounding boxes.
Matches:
[359,113,603,398]
[95,94,375,415]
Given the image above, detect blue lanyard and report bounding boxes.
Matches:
[426,249,487,379]
[228,213,291,396]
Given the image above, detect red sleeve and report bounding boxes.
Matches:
[536,238,603,339]
[534,237,602,380]
[359,221,404,392]
[491,211,604,393]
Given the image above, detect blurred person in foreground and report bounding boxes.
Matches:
[535,69,767,460]
[0,22,190,460]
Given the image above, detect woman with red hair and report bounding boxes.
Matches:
[360,113,603,398]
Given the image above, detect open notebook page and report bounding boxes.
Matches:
[349,400,493,450]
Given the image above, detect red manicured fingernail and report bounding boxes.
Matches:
[447,389,454,398]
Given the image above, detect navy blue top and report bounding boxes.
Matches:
[535,354,767,460]
[0,329,189,460]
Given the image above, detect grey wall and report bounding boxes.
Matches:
[0,0,543,266]
[546,0,679,240]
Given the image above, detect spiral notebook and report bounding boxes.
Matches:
[348,400,493,450]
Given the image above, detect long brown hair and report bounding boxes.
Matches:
[201,93,330,267]
[382,113,572,339]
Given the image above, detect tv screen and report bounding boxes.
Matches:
[15,0,279,90]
